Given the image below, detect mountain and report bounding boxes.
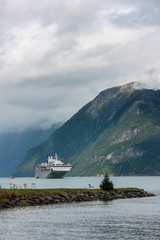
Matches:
[13,82,160,177]
[0,124,61,177]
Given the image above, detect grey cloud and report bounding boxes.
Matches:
[0,0,160,132]
[101,0,160,28]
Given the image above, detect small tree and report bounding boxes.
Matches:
[99,172,114,191]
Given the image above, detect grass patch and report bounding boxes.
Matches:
[20,200,28,207]
[0,187,140,201]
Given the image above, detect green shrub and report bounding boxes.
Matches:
[99,172,114,191]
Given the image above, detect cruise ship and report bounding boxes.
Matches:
[35,154,72,179]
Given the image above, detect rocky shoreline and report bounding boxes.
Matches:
[0,188,155,209]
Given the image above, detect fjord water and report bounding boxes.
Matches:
[0,177,160,240]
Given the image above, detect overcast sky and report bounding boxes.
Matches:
[0,0,160,132]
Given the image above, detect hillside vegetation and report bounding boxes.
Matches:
[13,82,160,176]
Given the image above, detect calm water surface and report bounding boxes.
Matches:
[0,176,160,240]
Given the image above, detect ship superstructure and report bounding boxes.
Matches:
[35,154,72,179]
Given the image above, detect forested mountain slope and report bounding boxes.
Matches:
[13,82,160,176]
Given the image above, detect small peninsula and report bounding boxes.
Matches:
[0,188,155,209]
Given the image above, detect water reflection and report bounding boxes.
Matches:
[0,176,160,240]
[1,197,160,240]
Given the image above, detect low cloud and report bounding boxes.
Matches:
[0,0,160,132]
[134,69,160,90]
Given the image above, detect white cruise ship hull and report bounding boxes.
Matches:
[35,154,72,179]
[35,165,72,179]
[35,169,69,179]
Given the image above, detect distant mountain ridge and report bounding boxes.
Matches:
[13,82,160,176]
[0,124,61,177]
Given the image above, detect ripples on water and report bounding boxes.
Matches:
[0,177,160,240]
